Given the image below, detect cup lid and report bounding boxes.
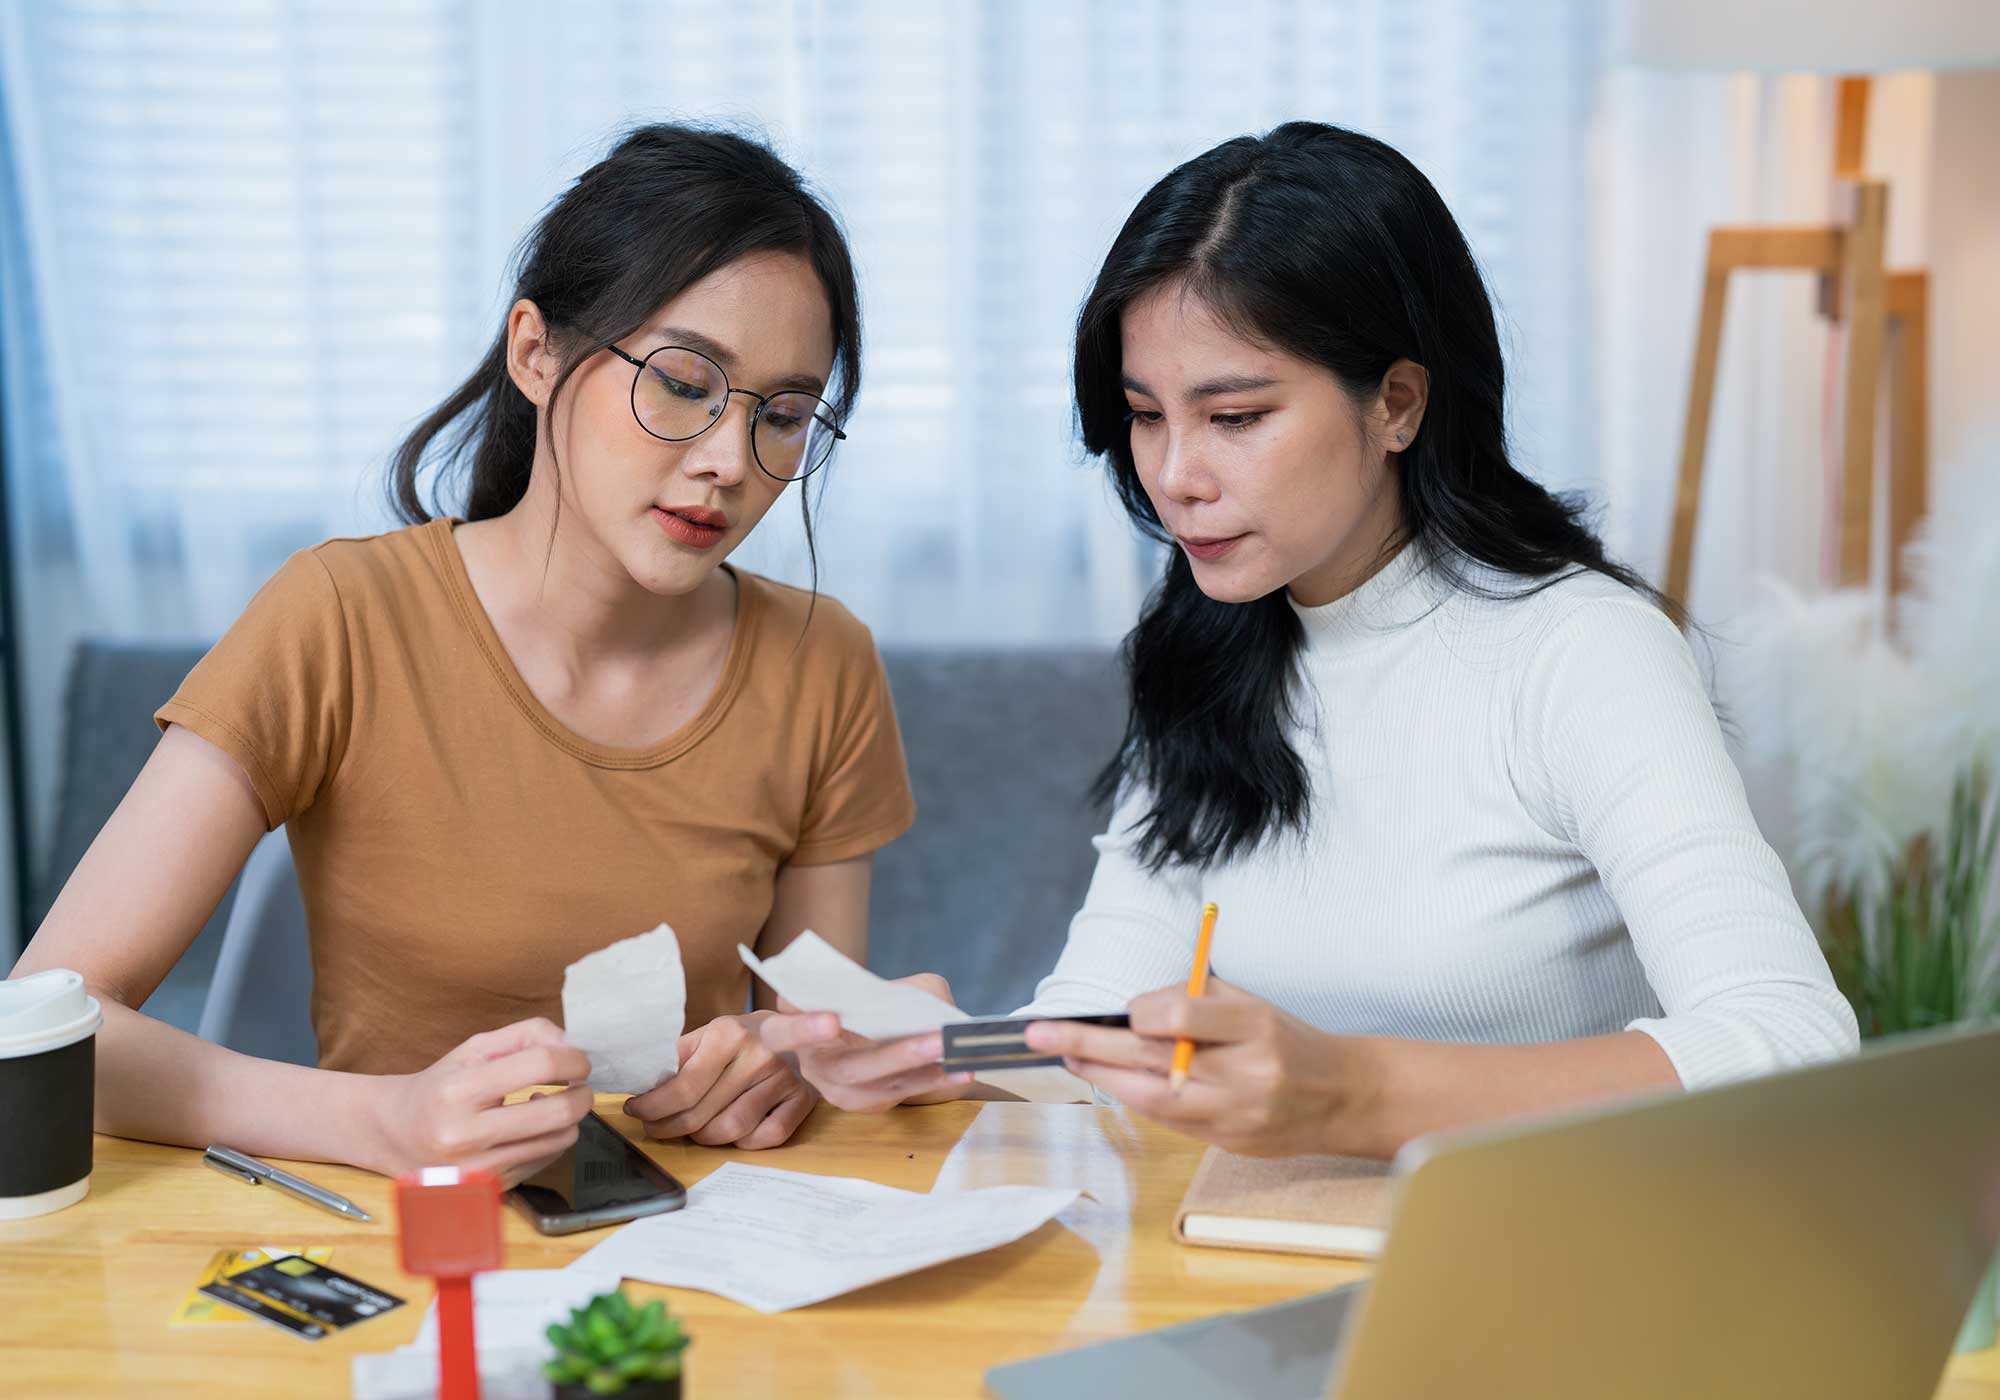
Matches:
[0,969,104,1058]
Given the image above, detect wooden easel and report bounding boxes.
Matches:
[1665,77,1930,611]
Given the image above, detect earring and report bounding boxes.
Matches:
[1395,431,1409,446]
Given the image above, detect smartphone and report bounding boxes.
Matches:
[507,1111,688,1235]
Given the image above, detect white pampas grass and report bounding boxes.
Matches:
[1720,427,2000,913]
[1898,440,2000,768]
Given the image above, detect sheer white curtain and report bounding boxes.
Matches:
[2,0,1609,877]
[1,0,480,893]
[467,0,1613,641]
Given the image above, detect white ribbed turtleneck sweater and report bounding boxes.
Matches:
[1021,545,1859,1089]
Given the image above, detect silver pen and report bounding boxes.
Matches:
[202,1144,375,1223]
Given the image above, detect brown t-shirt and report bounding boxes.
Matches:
[157,519,915,1076]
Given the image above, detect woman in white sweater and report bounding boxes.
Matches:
[763,121,1859,1159]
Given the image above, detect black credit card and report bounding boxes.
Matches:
[940,1013,1131,1071]
[196,1279,330,1340]
[224,1256,405,1331]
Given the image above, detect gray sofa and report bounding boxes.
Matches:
[34,640,1129,1054]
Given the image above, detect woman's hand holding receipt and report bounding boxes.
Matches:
[362,1017,595,1187]
[624,1011,821,1149]
[758,975,978,1112]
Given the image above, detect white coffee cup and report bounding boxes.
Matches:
[0,969,104,1219]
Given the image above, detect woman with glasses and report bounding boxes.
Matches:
[13,124,907,1183]
[764,122,1859,1159]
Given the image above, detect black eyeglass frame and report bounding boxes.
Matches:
[605,343,847,483]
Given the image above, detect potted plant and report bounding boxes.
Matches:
[1821,768,1999,1038]
[1819,765,2000,1353]
[543,1289,690,1399]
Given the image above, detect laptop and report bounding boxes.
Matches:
[986,1020,2000,1400]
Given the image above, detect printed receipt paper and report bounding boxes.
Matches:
[568,1162,1079,1313]
[738,932,1093,1104]
[563,924,685,1094]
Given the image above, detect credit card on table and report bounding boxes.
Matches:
[172,1246,333,1326]
[196,1278,331,1341]
[940,1014,1131,1071]
[213,1256,405,1334]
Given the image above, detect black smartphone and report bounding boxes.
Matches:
[507,1111,688,1235]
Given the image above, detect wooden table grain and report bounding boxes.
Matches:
[2,1096,1996,1398]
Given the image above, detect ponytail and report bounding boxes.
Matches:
[388,330,537,524]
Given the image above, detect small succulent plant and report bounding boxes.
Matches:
[543,1289,689,1396]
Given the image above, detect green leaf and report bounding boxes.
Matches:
[1824,764,2000,1039]
[616,1352,655,1380]
[627,1312,665,1353]
[585,1310,625,1360]
[547,1355,592,1384]
[586,1366,627,1395]
[651,1354,684,1382]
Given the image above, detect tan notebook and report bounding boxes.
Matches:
[1172,1147,1396,1259]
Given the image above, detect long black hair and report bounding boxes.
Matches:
[388,122,860,590]
[1079,121,1677,872]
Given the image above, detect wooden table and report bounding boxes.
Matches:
[4,1097,1998,1398]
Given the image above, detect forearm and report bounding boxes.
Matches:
[1334,1029,1680,1159]
[90,993,392,1173]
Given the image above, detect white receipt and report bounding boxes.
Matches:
[566,1162,1079,1313]
[563,924,686,1093]
[739,932,1094,1103]
[350,1348,549,1400]
[352,1269,627,1399]
[741,930,963,1039]
[404,1269,622,1353]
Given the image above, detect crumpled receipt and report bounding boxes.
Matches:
[562,924,686,1093]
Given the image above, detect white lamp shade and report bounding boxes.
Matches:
[1616,0,2000,72]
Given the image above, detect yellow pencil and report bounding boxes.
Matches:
[1169,902,1218,1091]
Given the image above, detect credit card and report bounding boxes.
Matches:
[197,1279,329,1340]
[940,1013,1131,1071]
[172,1247,334,1326]
[225,1256,406,1331]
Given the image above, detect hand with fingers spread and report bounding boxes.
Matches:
[755,973,975,1113]
[362,1016,596,1187]
[1022,977,1374,1158]
[623,1011,818,1149]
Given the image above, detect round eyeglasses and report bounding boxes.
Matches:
[605,343,845,483]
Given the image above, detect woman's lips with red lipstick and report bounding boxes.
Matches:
[652,504,729,549]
